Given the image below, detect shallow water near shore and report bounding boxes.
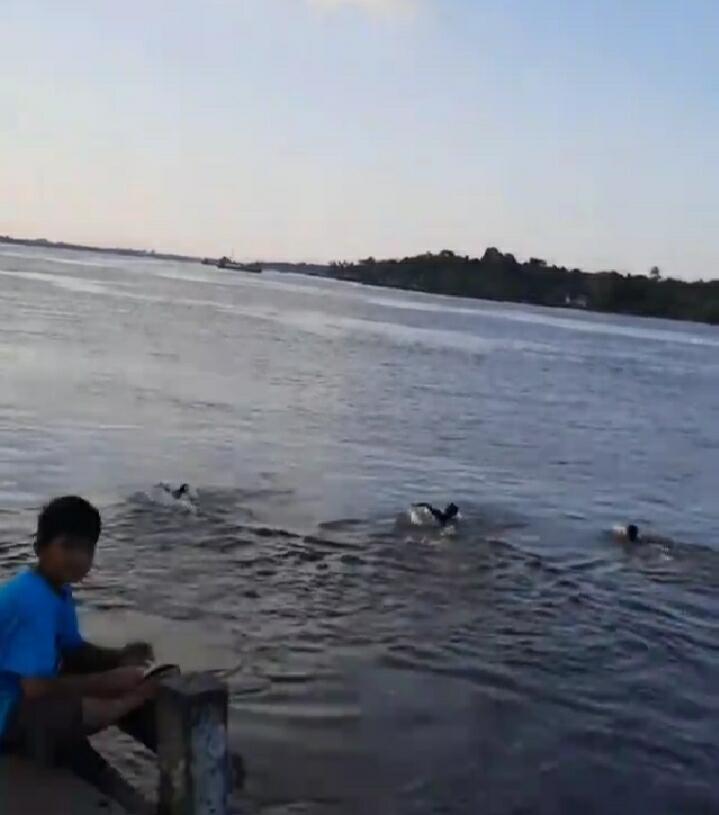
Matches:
[0,244,717,813]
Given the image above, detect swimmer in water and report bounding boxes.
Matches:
[613,523,641,543]
[412,502,460,528]
[155,482,191,500]
[149,483,196,511]
[613,524,674,547]
[170,483,190,500]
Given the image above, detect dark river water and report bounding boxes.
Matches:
[0,245,717,814]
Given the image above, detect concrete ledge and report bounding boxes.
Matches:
[0,756,127,814]
[1,673,232,815]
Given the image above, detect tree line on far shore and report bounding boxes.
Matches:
[329,249,719,325]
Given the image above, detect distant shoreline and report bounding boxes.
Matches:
[0,235,329,277]
[329,250,719,327]
[2,235,717,326]
[0,234,200,263]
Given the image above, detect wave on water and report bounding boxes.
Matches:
[0,263,548,358]
[0,268,111,296]
[0,249,116,268]
[368,294,719,349]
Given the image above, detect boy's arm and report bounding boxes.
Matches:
[62,641,154,672]
[1,602,150,700]
[20,666,146,701]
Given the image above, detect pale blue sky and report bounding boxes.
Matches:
[1,0,717,278]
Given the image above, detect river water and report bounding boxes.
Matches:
[0,245,717,813]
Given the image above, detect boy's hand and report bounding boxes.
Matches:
[134,678,161,704]
[100,666,147,694]
[119,641,154,666]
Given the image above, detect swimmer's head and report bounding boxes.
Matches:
[627,524,639,543]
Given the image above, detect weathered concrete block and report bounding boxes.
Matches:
[156,673,229,815]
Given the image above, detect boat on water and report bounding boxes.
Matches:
[217,256,263,274]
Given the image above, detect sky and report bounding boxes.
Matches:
[0,0,717,278]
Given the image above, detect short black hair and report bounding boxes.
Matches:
[36,496,102,550]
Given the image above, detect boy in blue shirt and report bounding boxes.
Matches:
[0,496,158,763]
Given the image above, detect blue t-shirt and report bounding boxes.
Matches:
[0,570,84,740]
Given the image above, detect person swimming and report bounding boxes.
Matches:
[613,524,673,547]
[148,482,196,511]
[170,483,190,500]
[155,482,191,500]
[411,502,460,528]
[613,523,640,543]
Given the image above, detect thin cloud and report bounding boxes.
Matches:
[308,0,420,17]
